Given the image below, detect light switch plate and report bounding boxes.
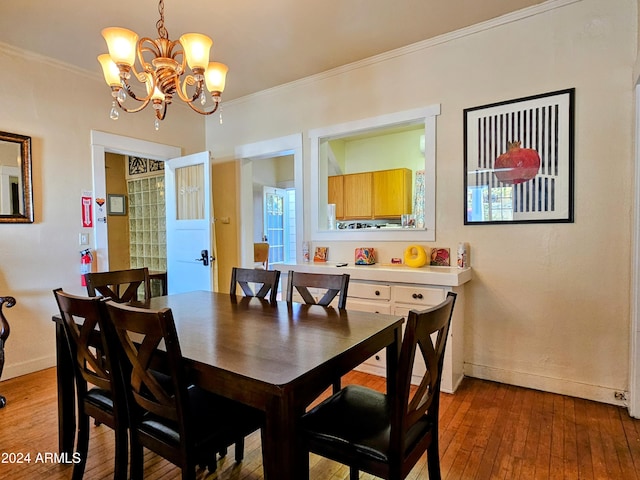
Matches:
[79,233,89,246]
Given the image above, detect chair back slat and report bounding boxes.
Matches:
[103,301,187,424]
[230,267,280,303]
[85,268,151,304]
[391,292,456,461]
[286,271,350,309]
[53,289,112,392]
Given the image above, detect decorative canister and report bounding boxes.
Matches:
[457,242,467,268]
[354,247,376,265]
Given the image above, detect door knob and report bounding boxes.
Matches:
[195,249,210,266]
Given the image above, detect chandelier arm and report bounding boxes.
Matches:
[119,80,153,104]
[138,37,162,71]
[116,97,153,114]
[176,75,203,103]
[183,100,221,116]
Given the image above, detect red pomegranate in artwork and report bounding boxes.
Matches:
[494,141,541,184]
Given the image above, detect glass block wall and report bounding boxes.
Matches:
[127,175,166,296]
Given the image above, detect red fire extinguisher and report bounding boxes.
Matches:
[80,249,93,286]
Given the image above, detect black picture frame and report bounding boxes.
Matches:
[463,88,575,225]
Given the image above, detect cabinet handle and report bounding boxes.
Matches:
[375,290,380,296]
[375,355,380,361]
[412,293,423,299]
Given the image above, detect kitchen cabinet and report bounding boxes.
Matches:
[328,168,412,220]
[327,175,344,220]
[373,168,412,218]
[343,172,373,219]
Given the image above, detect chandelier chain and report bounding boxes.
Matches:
[156,0,168,39]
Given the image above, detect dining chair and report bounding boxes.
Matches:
[287,270,350,392]
[300,292,457,480]
[230,267,280,303]
[0,296,16,408]
[286,270,350,309]
[85,267,151,304]
[100,300,265,480]
[253,242,270,270]
[53,289,128,480]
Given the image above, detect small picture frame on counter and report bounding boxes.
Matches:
[313,247,328,262]
[430,248,450,266]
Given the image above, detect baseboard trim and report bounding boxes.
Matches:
[465,363,626,407]
[1,356,55,381]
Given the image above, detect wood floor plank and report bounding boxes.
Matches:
[3,368,640,479]
[532,391,554,480]
[548,394,565,480]
[574,398,595,480]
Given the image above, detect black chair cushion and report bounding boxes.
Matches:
[301,385,432,463]
[85,387,114,412]
[139,385,262,448]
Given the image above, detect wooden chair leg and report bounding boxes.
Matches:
[427,440,442,480]
[113,427,128,480]
[332,378,341,394]
[349,465,359,479]
[72,413,90,480]
[235,437,245,462]
[129,436,144,480]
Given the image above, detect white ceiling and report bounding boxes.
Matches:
[0,0,543,101]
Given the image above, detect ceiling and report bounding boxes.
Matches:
[0,0,543,101]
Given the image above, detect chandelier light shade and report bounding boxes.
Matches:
[97,0,228,128]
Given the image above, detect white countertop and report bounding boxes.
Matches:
[274,262,472,287]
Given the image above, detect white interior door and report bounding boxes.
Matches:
[263,186,285,265]
[165,152,216,294]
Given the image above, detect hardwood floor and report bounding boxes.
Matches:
[1,368,640,479]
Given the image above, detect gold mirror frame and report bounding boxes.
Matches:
[0,131,33,223]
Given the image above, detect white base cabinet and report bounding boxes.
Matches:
[276,264,470,394]
[346,280,465,393]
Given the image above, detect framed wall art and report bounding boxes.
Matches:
[463,88,575,225]
[107,194,127,216]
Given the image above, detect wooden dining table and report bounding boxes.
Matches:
[53,290,403,480]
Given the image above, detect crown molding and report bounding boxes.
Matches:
[0,41,101,82]
[227,0,582,106]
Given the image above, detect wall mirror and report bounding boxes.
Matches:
[0,131,33,223]
[310,105,440,242]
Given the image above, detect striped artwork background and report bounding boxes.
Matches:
[473,103,561,214]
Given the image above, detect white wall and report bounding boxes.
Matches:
[0,45,205,379]
[206,0,637,404]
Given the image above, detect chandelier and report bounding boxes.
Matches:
[97,0,228,129]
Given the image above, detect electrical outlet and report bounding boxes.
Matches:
[614,391,627,401]
[79,233,89,246]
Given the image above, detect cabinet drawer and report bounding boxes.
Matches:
[394,286,445,307]
[347,298,392,314]
[349,282,391,301]
[291,290,340,308]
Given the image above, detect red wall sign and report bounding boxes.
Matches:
[81,192,93,228]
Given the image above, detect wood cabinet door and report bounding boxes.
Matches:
[373,168,412,218]
[343,172,373,219]
[327,175,344,219]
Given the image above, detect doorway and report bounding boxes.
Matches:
[253,154,296,266]
[236,134,303,268]
[90,131,181,273]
